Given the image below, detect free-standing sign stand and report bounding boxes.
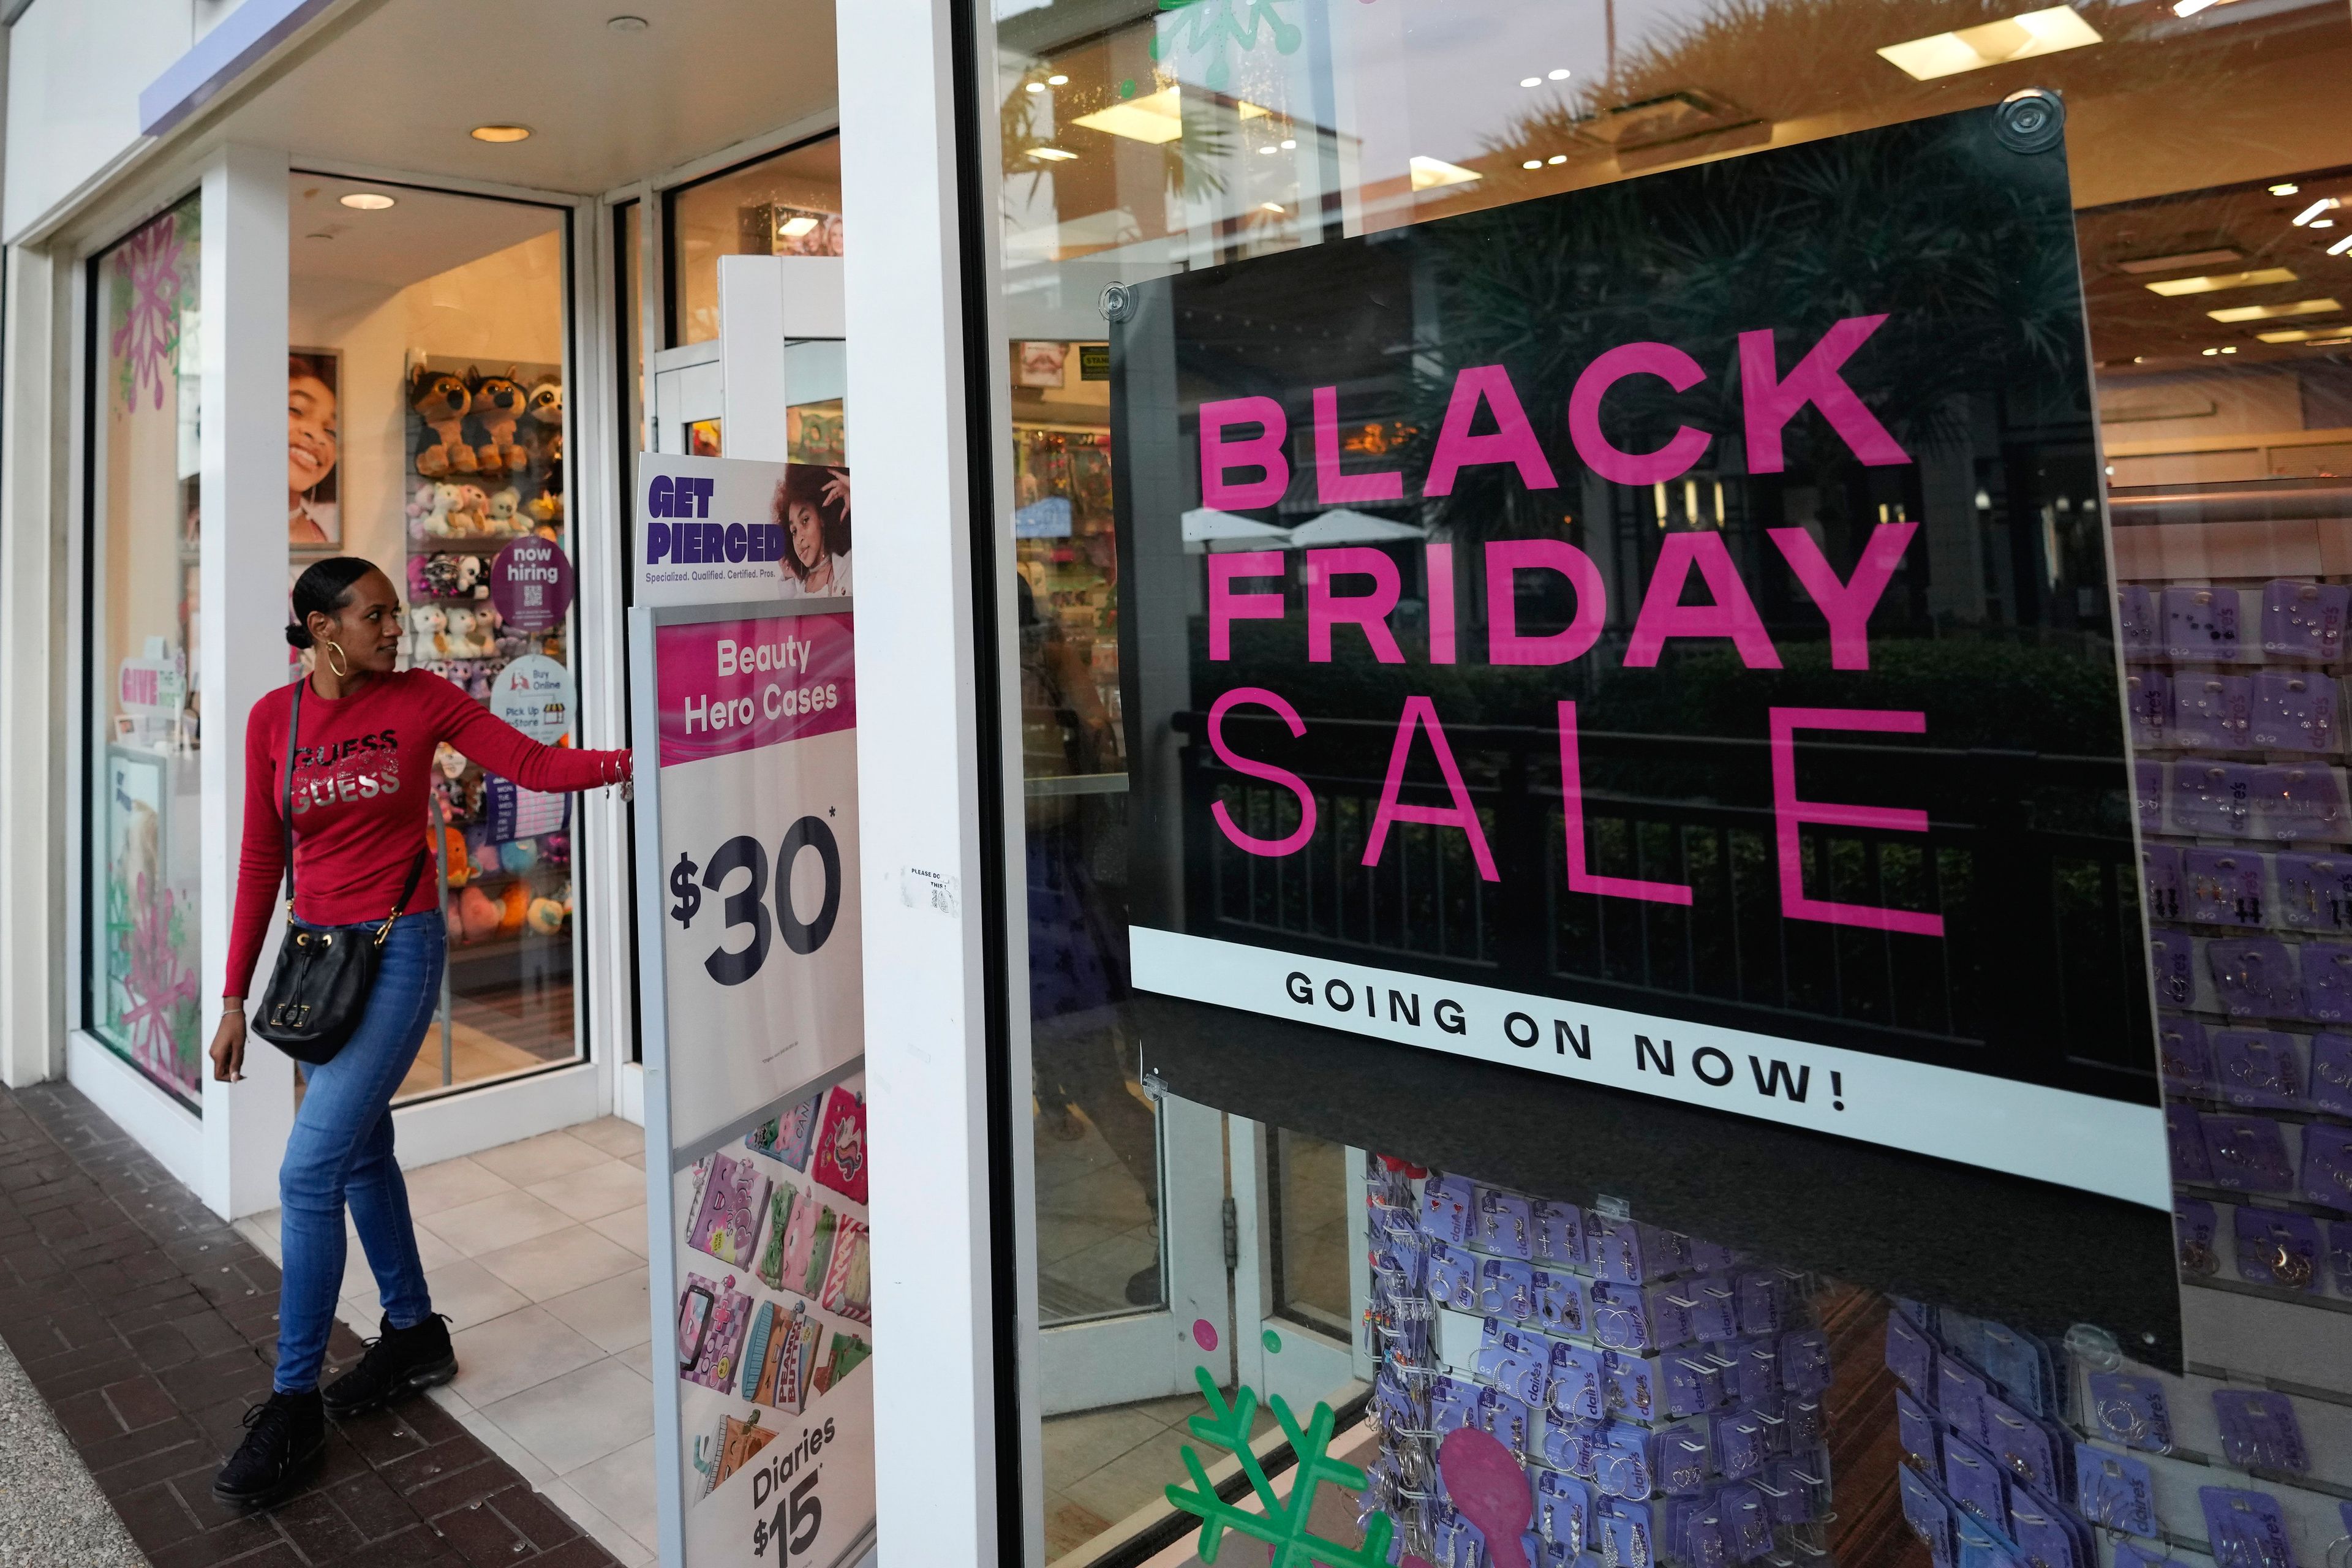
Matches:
[632,595,875,1568]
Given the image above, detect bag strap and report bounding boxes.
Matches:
[373,846,433,944]
[281,678,302,916]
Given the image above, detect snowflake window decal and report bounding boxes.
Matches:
[1163,1365,1401,1568]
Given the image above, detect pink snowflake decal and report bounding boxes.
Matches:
[110,212,188,414]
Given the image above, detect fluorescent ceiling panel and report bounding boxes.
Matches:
[1876,6,2103,81]
[2115,248,2244,275]
[1073,88,1183,145]
[2209,298,2342,322]
[2146,268,2297,296]
[1409,155,1481,190]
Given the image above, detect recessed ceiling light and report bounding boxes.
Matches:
[2293,197,2339,226]
[2258,328,2326,342]
[778,215,820,238]
[1072,87,1184,144]
[470,124,531,143]
[1027,146,1077,161]
[1261,202,1285,213]
[1025,81,1046,93]
[1409,156,1482,190]
[1522,159,1542,170]
[2316,221,2338,230]
[1280,138,1296,149]
[2209,297,2342,322]
[2221,345,2237,353]
[1258,145,1278,155]
[2203,347,2221,355]
[2330,234,2352,256]
[2273,183,2302,196]
[1875,6,2102,81]
[1548,68,1571,79]
[337,192,395,211]
[1520,76,1542,87]
[2114,247,2245,274]
[607,14,649,31]
[2144,267,2296,296]
[2173,0,2217,16]
[1047,74,1068,85]
[1547,154,1567,165]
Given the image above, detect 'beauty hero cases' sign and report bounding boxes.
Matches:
[1109,106,2165,1219]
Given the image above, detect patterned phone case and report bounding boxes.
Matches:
[812,1088,867,1204]
[680,1273,752,1392]
[820,1216,872,1324]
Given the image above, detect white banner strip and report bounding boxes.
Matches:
[1129,928,2170,1210]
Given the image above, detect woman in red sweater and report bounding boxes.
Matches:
[208,557,629,1509]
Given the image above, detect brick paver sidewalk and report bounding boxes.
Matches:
[0,1079,624,1568]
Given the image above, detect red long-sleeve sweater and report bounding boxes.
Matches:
[224,670,629,997]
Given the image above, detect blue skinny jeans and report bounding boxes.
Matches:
[273,910,445,1393]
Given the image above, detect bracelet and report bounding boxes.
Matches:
[220,1001,244,1014]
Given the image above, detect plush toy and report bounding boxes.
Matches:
[502,838,540,873]
[469,666,494,701]
[453,554,485,595]
[467,366,530,475]
[543,833,569,867]
[450,484,490,535]
[524,375,564,494]
[405,605,442,662]
[439,824,472,886]
[527,492,564,526]
[410,367,476,477]
[445,606,491,658]
[474,840,502,875]
[411,481,459,538]
[458,883,503,943]
[499,881,532,932]
[525,895,567,935]
[486,487,522,532]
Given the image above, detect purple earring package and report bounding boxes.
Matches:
[2175,1197,2221,1277]
[2204,1112,2296,1193]
[2207,937,2302,1019]
[2127,668,2171,752]
[2309,1033,2352,1115]
[2175,674,2253,751]
[2168,1103,2214,1184]
[2262,578,2351,660]
[2143,845,2184,924]
[2086,1371,2174,1453]
[2185,849,2266,928]
[2138,760,2167,835]
[2151,932,2200,1010]
[2119,584,2160,657]
[2331,1222,2352,1294]
[2165,585,2245,662]
[2233,1205,2321,1292]
[2275,853,2352,933]
[2175,761,2255,838]
[2211,1030,2304,1109]
[2255,763,2349,842]
[2253,669,2339,752]
[2075,1444,2157,1537]
[2199,1488,2294,1568]
[2299,1121,2352,1212]
[2157,1016,2213,1095]
[1477,1185,1533,1259]
[2212,1389,2309,1473]
[1939,1433,2009,1530]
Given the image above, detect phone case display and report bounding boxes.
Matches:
[668,1073,872,1536]
[1359,1158,1836,1568]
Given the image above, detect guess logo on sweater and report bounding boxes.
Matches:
[290,728,402,815]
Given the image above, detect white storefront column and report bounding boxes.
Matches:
[198,143,296,1219]
[839,0,1006,1562]
[0,243,66,1091]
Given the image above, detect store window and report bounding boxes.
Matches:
[288,175,581,1101]
[665,135,842,347]
[85,193,205,1109]
[985,0,2352,1564]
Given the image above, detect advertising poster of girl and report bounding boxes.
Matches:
[288,350,341,547]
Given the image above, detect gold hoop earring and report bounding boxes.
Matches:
[322,639,350,679]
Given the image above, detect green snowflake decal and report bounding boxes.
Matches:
[1150,0,1300,92]
[1164,1365,1396,1568]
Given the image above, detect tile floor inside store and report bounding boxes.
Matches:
[236,1118,658,1567]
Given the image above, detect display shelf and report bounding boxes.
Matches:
[408,531,556,554]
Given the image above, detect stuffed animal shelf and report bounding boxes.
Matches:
[467,367,531,476]
[410,368,476,477]
[524,375,564,494]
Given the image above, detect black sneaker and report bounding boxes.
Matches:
[322,1313,458,1417]
[212,1389,326,1509]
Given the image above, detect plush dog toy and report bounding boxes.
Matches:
[524,375,564,494]
[410,368,475,477]
[467,366,530,475]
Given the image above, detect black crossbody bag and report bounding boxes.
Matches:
[252,679,431,1065]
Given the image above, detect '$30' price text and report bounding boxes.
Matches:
[669,813,842,986]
